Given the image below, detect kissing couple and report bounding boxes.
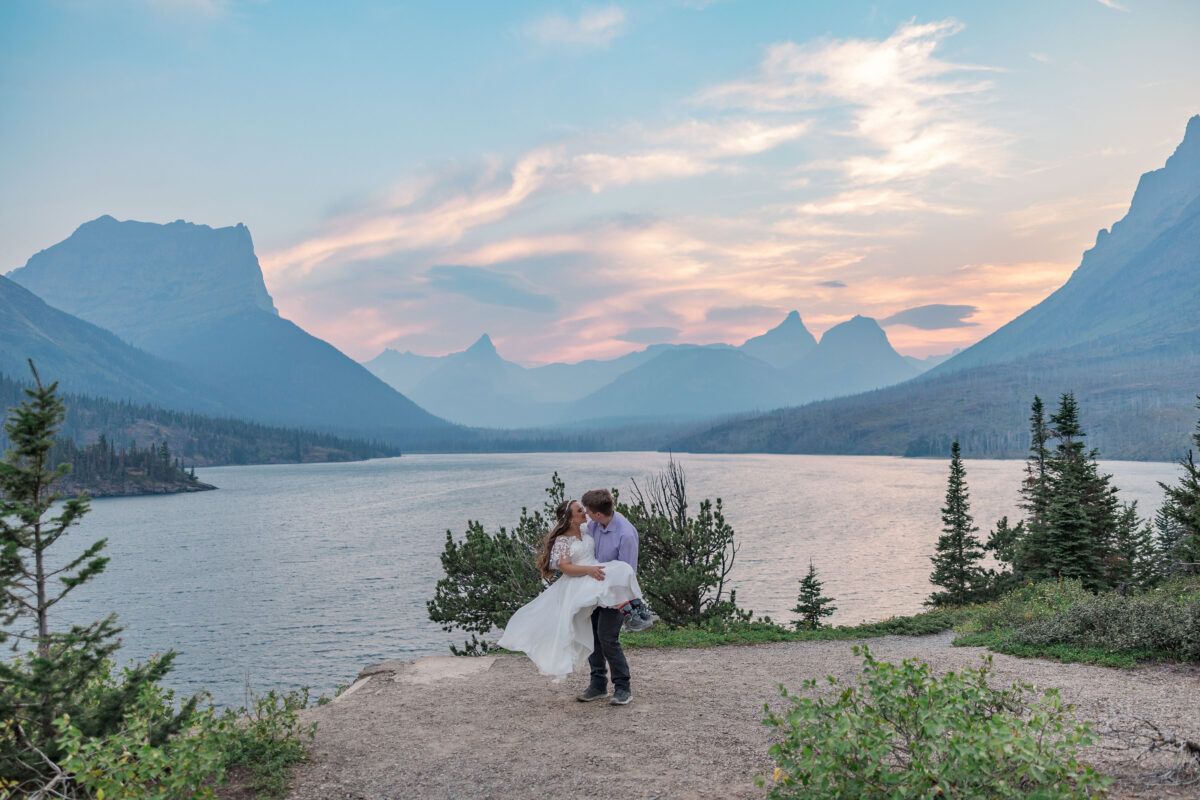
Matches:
[498,489,655,706]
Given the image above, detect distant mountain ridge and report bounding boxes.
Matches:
[364,311,926,427]
[673,115,1200,461]
[6,216,456,444]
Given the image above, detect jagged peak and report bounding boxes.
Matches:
[464,334,499,357]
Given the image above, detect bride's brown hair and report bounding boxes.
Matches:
[535,499,577,580]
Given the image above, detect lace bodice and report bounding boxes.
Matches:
[548,532,598,571]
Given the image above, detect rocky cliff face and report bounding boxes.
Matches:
[940,114,1200,372]
[8,216,452,437]
[9,216,277,351]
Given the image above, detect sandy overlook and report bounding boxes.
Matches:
[282,633,1200,800]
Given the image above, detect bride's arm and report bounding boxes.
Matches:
[557,553,605,580]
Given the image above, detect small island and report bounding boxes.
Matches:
[52,435,216,498]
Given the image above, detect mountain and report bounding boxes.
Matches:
[0,273,220,411]
[566,346,792,423]
[362,312,919,428]
[794,315,919,399]
[362,348,444,394]
[938,114,1200,373]
[738,310,817,368]
[402,335,565,428]
[7,216,453,442]
[672,116,1200,461]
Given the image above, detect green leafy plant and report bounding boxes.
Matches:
[53,683,225,800]
[621,457,749,627]
[219,688,317,798]
[760,646,1110,799]
[426,474,563,654]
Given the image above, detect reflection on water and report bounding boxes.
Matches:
[56,452,1179,707]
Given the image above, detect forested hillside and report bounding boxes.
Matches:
[0,371,400,467]
[672,347,1198,461]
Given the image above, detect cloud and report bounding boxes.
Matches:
[1095,0,1129,10]
[704,304,781,322]
[818,280,847,288]
[1029,52,1052,63]
[795,188,969,216]
[880,303,978,329]
[425,265,557,312]
[261,118,810,280]
[523,5,627,48]
[615,326,680,344]
[701,20,1003,184]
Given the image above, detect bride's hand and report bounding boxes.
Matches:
[590,565,606,581]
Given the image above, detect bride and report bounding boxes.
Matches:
[498,498,649,681]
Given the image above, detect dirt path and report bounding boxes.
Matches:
[288,633,1200,800]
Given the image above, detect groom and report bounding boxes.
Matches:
[576,488,641,706]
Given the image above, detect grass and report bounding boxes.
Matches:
[620,609,966,650]
[951,630,1177,669]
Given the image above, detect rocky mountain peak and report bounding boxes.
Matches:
[464,334,499,358]
[7,216,278,351]
[738,310,818,368]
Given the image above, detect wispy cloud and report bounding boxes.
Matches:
[1095,0,1130,11]
[702,20,1003,185]
[523,5,627,48]
[262,117,810,280]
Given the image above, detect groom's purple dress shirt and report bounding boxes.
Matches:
[588,511,639,572]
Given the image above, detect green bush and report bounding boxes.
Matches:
[1012,579,1200,660]
[53,683,225,800]
[962,577,1200,663]
[963,579,1093,635]
[760,646,1110,799]
[219,688,317,798]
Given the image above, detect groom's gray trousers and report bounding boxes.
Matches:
[588,607,630,692]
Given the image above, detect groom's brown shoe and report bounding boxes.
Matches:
[576,686,608,702]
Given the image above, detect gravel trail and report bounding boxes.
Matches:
[287,633,1200,800]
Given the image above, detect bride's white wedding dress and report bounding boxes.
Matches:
[498,531,643,681]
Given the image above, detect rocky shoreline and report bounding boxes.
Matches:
[60,477,217,499]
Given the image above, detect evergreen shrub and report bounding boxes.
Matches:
[1010,578,1200,660]
[760,646,1109,799]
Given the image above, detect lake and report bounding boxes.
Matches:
[53,452,1181,708]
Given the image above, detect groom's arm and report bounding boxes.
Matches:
[617,527,639,572]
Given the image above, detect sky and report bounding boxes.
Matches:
[2,1,1199,365]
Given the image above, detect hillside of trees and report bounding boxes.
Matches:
[672,347,1200,462]
[0,370,400,475]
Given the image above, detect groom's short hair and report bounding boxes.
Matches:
[581,489,614,516]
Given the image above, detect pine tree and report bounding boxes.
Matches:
[1014,396,1055,576]
[1157,396,1200,576]
[792,559,836,631]
[1111,501,1159,591]
[1031,393,1123,590]
[928,440,987,606]
[0,362,195,787]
